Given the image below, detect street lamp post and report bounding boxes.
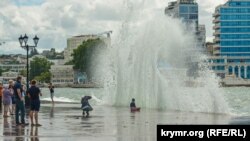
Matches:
[18,34,39,107]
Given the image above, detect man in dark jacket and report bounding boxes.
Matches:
[14,76,28,126]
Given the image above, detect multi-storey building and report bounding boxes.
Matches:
[64,35,98,63]
[212,0,250,79]
[50,65,74,85]
[165,0,198,24]
[64,32,111,63]
[59,32,112,85]
[165,0,206,78]
[165,0,206,49]
[0,64,26,73]
[197,25,206,50]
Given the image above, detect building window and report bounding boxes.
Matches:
[180,14,189,19]
[221,34,250,39]
[221,47,250,52]
[221,28,250,33]
[221,15,250,20]
[189,14,198,19]
[189,6,198,13]
[180,6,188,13]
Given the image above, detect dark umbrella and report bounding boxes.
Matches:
[82,96,92,102]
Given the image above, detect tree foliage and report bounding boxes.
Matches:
[71,38,106,78]
[34,72,52,83]
[19,69,27,77]
[64,60,73,65]
[0,68,10,76]
[30,57,53,81]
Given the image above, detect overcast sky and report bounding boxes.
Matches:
[0,0,227,54]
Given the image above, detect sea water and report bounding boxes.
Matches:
[40,87,250,116]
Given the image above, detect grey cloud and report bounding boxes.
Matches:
[88,4,121,21]
[60,14,78,29]
[0,0,226,54]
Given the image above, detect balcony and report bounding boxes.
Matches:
[213,50,220,55]
[213,43,220,48]
[213,31,220,36]
[213,19,220,23]
[213,12,220,17]
[208,63,225,67]
[213,37,220,43]
[213,25,220,30]
[213,70,226,73]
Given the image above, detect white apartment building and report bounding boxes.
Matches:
[2,71,19,77]
[165,0,206,50]
[0,64,26,73]
[64,35,98,63]
[64,32,111,63]
[50,65,74,84]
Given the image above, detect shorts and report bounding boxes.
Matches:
[4,104,10,112]
[30,100,40,111]
[50,92,54,99]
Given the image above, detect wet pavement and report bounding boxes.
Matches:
[0,103,245,141]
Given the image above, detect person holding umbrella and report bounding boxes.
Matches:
[81,96,93,117]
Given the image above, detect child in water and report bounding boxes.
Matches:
[130,98,140,112]
[81,96,93,117]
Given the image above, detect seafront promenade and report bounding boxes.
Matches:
[0,103,244,141]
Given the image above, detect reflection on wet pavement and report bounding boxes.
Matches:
[0,103,244,141]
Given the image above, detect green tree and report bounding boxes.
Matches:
[71,38,106,78]
[30,57,53,81]
[0,68,2,76]
[64,60,73,65]
[34,72,52,83]
[19,69,27,77]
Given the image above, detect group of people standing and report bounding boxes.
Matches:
[0,76,29,126]
[0,76,55,127]
[0,79,17,117]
